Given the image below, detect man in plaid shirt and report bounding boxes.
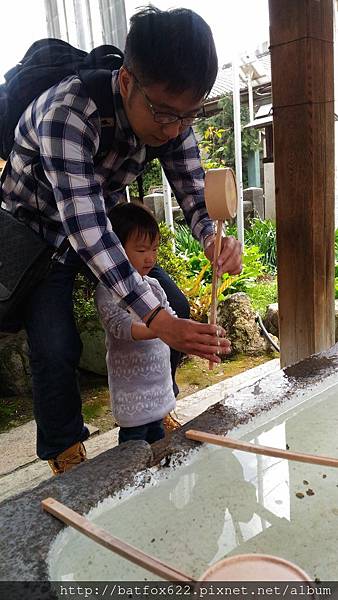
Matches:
[1,6,242,473]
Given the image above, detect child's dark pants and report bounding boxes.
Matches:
[119,419,165,445]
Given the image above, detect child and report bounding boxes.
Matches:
[95,202,176,444]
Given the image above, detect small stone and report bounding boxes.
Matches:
[306,489,315,496]
[150,538,155,543]
[323,474,327,479]
[296,492,304,499]
[286,444,290,450]
[303,480,309,485]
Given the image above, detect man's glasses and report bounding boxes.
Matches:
[131,72,206,126]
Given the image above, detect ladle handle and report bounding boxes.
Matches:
[209,220,223,370]
[41,497,193,582]
[185,430,338,468]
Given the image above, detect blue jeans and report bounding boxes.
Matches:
[23,251,189,460]
[23,248,90,459]
[119,419,165,445]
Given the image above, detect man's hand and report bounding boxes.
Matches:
[147,309,231,364]
[204,235,242,277]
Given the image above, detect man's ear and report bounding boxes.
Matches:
[119,66,133,99]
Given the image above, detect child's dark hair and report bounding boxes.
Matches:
[124,6,218,100]
[108,202,160,246]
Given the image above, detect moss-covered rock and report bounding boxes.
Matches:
[218,292,277,356]
[79,317,107,376]
[0,332,31,395]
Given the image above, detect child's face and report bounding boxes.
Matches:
[124,231,160,276]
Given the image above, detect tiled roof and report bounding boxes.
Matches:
[208,50,271,101]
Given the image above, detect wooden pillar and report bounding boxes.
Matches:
[269,0,335,367]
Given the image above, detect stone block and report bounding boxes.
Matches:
[143,193,165,223]
[244,187,265,219]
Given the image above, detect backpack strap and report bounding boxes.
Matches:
[79,68,116,164]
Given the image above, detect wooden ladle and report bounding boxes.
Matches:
[204,168,238,369]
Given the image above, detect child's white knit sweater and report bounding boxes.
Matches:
[95,276,176,427]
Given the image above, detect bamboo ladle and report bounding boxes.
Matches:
[204,168,237,369]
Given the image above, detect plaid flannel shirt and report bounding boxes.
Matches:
[1,71,214,318]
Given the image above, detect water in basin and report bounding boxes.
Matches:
[49,382,338,581]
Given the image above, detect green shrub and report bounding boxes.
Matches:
[157,223,189,287]
[73,274,96,329]
[246,280,278,315]
[245,218,277,274]
[174,223,202,257]
[183,245,267,321]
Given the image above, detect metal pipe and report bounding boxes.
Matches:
[232,55,245,247]
[256,313,280,352]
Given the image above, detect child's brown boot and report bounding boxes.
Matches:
[163,412,181,432]
[48,442,87,475]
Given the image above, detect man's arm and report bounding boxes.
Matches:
[38,104,160,320]
[95,284,156,341]
[159,128,242,277]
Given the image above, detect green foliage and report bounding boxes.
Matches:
[222,219,277,274]
[245,218,277,274]
[157,223,189,287]
[73,274,97,329]
[173,223,276,321]
[245,281,278,315]
[174,223,202,257]
[196,94,261,186]
[183,245,266,322]
[129,159,162,198]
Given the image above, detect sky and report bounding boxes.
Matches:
[0,0,269,80]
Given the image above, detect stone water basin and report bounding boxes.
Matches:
[49,380,338,582]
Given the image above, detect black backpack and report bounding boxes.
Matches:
[0,38,124,161]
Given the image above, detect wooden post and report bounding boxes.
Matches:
[269,0,335,367]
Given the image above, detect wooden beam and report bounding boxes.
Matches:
[269,0,335,367]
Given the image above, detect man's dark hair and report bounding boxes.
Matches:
[108,202,160,246]
[124,6,218,99]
